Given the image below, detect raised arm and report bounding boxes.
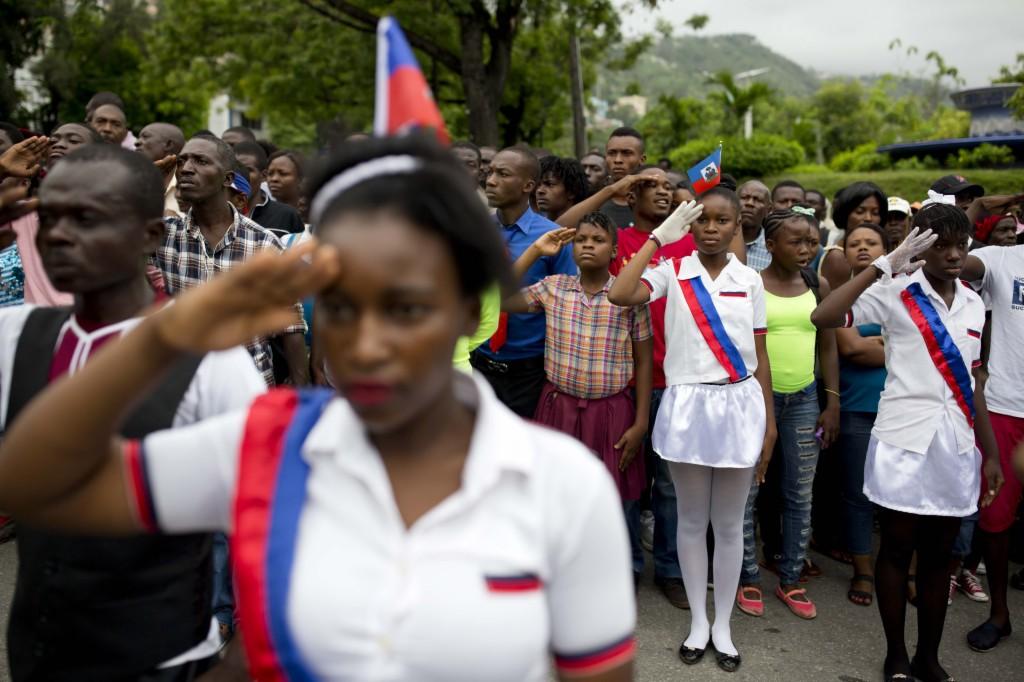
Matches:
[503,228,576,313]
[0,242,339,534]
[556,175,642,228]
[608,200,703,307]
[812,227,936,328]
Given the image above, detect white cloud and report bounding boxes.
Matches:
[624,0,1022,87]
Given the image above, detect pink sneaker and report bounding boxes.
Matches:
[775,585,817,619]
[958,570,990,602]
[736,586,764,617]
[948,575,957,605]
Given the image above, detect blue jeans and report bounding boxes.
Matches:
[212,532,234,627]
[953,511,979,559]
[648,389,682,579]
[623,500,644,574]
[839,411,876,556]
[742,383,821,586]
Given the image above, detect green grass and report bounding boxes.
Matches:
[762,169,1024,201]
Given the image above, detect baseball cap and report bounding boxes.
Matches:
[930,174,984,198]
[887,197,911,216]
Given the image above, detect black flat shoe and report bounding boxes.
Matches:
[967,620,1012,652]
[677,642,705,665]
[711,644,741,673]
[883,674,911,682]
[910,657,956,682]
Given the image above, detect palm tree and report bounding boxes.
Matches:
[705,70,774,137]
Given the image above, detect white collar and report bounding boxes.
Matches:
[675,252,740,281]
[906,268,968,315]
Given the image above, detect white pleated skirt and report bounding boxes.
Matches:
[864,412,981,517]
[653,378,766,469]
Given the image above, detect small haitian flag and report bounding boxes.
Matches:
[687,145,723,194]
[374,16,450,143]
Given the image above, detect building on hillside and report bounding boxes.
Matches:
[878,83,1024,164]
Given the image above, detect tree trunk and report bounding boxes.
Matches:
[458,17,499,146]
[568,29,586,157]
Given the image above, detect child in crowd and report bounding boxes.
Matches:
[737,208,840,620]
[834,223,891,608]
[812,205,1004,682]
[504,212,652,577]
[610,188,776,673]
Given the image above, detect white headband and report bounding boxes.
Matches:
[309,155,422,224]
[920,189,957,209]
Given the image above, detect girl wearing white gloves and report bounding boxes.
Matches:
[610,187,777,674]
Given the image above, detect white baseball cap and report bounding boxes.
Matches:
[887,197,911,216]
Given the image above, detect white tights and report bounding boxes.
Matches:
[668,461,754,656]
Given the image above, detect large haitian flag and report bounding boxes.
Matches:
[373,16,450,144]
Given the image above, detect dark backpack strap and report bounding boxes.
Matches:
[7,307,72,427]
[120,353,204,439]
[800,267,822,304]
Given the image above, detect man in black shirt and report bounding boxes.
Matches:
[233,140,304,235]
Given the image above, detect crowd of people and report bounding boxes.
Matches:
[0,92,1020,682]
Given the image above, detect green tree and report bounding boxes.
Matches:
[0,1,59,119]
[994,53,1024,120]
[148,0,655,147]
[684,14,709,33]
[704,70,774,135]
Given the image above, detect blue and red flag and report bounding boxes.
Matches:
[374,16,449,143]
[686,145,723,194]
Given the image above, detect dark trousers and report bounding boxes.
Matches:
[470,353,546,418]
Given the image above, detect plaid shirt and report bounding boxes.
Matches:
[745,229,772,272]
[524,274,651,399]
[155,205,306,386]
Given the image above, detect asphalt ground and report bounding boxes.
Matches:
[0,542,1018,680]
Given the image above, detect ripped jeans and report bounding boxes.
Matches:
[741,382,821,586]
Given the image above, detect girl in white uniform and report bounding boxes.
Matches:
[0,136,637,682]
[811,204,1004,682]
[610,186,777,673]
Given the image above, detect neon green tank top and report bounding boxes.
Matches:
[765,289,817,393]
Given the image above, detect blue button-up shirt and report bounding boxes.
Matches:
[478,206,577,360]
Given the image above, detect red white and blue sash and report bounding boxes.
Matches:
[232,388,334,682]
[899,282,975,426]
[674,262,748,382]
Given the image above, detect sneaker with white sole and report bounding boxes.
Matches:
[976,560,986,576]
[958,570,990,603]
[948,575,957,605]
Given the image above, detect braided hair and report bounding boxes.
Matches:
[579,210,617,245]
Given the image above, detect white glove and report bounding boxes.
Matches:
[872,226,937,279]
[652,200,703,247]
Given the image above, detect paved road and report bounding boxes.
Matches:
[0,542,1018,680]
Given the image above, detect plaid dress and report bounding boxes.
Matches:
[154,206,306,386]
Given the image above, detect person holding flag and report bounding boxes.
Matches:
[610,186,776,674]
[811,204,1004,682]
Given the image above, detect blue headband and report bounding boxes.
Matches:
[230,172,252,196]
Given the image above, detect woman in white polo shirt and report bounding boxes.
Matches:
[0,136,636,682]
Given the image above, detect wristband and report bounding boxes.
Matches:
[825,388,841,398]
[649,234,662,248]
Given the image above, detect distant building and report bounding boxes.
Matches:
[206,94,270,139]
[878,83,1023,163]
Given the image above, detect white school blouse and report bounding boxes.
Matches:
[640,253,767,385]
[131,374,636,681]
[845,269,985,454]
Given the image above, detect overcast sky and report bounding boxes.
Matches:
[622,0,1021,88]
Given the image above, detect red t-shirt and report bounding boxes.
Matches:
[610,228,697,389]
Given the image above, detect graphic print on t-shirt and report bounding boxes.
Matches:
[1012,276,1024,310]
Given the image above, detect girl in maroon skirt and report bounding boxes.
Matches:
[503,211,653,522]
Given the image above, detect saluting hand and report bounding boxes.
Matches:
[874,227,937,277]
[153,240,340,354]
[652,199,702,247]
[529,227,576,258]
[154,154,177,173]
[0,136,49,179]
